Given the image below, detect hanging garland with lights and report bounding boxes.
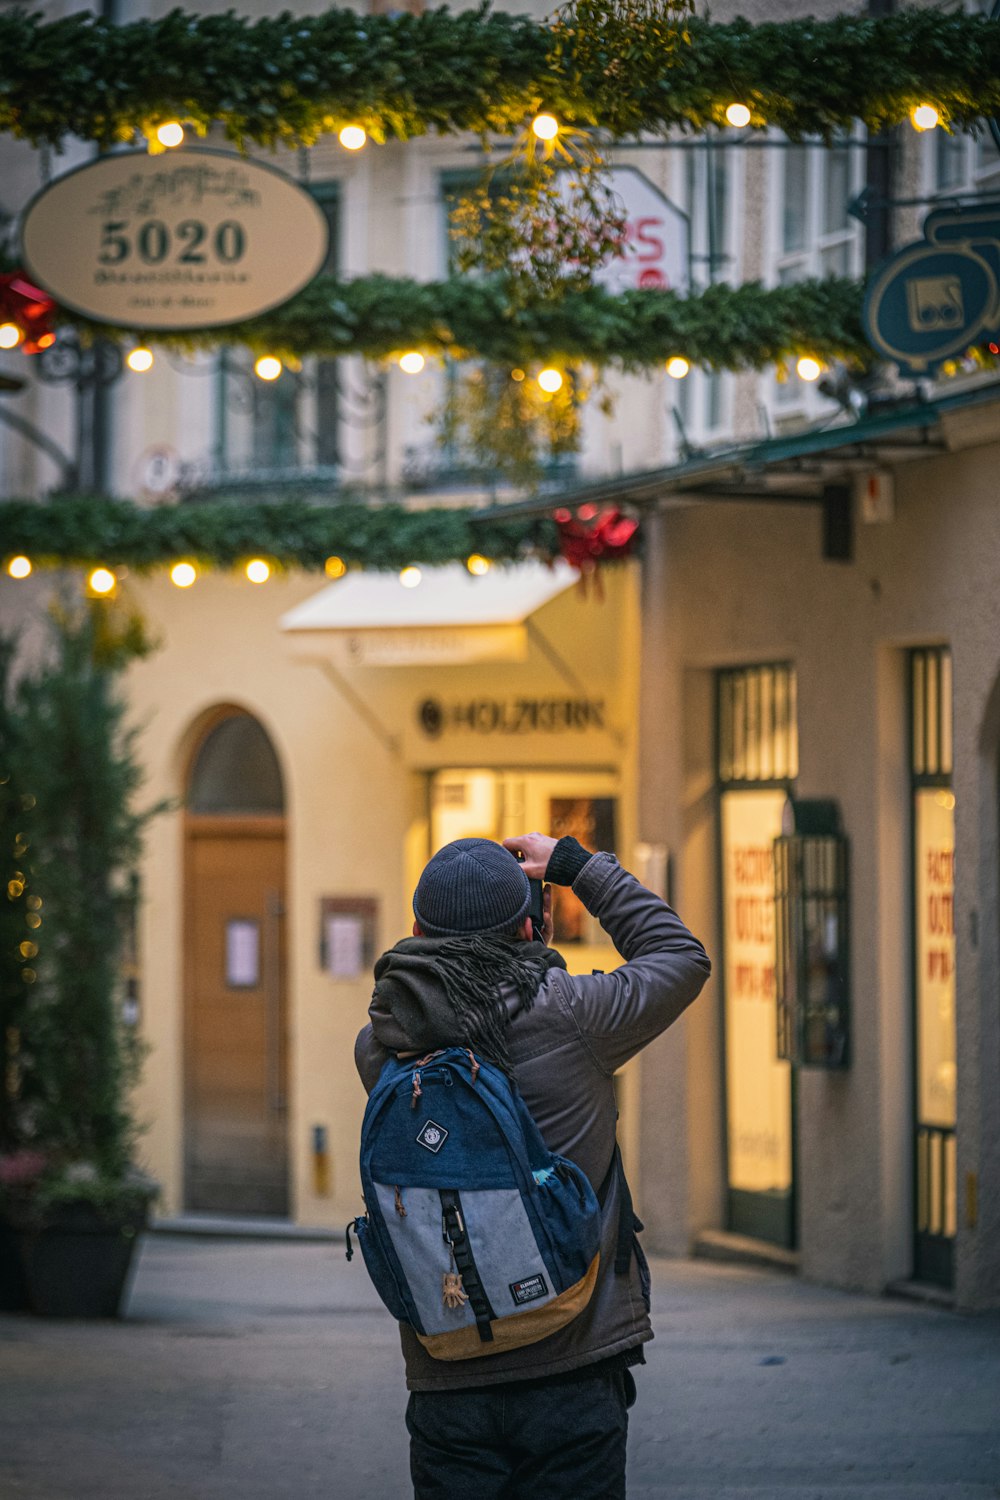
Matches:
[7,271,870,373]
[0,5,996,147]
[0,495,565,575]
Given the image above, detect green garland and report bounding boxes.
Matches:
[0,495,562,572]
[0,6,998,148]
[87,273,870,372]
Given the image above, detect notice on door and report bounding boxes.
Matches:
[225,919,260,989]
[721,790,792,1194]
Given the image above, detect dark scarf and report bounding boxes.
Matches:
[370,935,567,1073]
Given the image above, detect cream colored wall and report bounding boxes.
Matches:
[639,437,1000,1308]
[119,562,638,1228]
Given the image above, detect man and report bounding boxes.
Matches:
[355,830,711,1500]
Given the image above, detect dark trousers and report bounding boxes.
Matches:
[406,1365,634,1500]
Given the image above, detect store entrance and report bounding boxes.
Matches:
[183,712,289,1216]
[428,767,619,975]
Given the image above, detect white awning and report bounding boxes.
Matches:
[280,561,577,666]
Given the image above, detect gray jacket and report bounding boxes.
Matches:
[354,851,711,1391]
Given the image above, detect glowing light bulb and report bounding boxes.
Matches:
[666,356,690,379]
[537,367,563,393]
[532,113,560,141]
[0,322,22,350]
[170,562,197,588]
[156,121,184,148]
[127,346,154,373]
[511,368,525,382]
[254,355,282,382]
[7,556,31,579]
[89,567,116,595]
[911,104,940,132]
[796,355,823,382]
[399,566,422,588]
[325,555,347,579]
[339,125,367,151]
[246,559,270,584]
[398,351,425,374]
[466,554,491,576]
[725,103,751,129]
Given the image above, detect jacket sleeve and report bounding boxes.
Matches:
[556,851,711,1073]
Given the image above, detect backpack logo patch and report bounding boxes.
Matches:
[509,1273,548,1306]
[415,1120,449,1153]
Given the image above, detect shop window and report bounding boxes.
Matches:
[910,647,956,1288]
[427,769,617,953]
[189,714,285,815]
[717,663,798,1248]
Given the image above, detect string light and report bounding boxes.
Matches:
[254,355,282,381]
[246,559,270,584]
[0,322,22,350]
[466,554,491,576]
[126,346,154,373]
[537,367,563,393]
[666,356,690,379]
[339,125,367,151]
[6,556,31,579]
[796,355,823,381]
[511,368,525,382]
[531,113,559,141]
[398,351,425,374]
[156,121,184,148]
[325,555,347,579]
[88,567,116,596]
[170,561,197,588]
[911,103,940,132]
[725,103,751,128]
[399,565,422,588]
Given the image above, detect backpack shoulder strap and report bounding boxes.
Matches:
[597,1142,641,1275]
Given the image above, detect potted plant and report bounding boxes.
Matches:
[0,601,162,1317]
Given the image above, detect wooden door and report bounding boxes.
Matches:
[184,816,289,1216]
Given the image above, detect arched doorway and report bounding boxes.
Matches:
[183,710,289,1216]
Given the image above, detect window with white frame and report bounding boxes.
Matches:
[669,140,738,444]
[215,186,340,480]
[770,136,863,412]
[930,125,1000,199]
[774,137,863,286]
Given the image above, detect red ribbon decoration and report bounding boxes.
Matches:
[555,505,640,575]
[0,271,57,354]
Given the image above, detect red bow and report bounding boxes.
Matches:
[0,271,57,354]
[554,505,639,573]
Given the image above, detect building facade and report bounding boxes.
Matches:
[2,0,998,1309]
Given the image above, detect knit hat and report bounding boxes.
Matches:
[413,838,530,938]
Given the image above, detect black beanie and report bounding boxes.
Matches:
[413,838,531,938]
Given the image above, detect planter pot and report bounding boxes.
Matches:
[15,1198,149,1318]
[0,1216,30,1312]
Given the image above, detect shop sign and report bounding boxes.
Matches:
[418,696,606,737]
[21,149,329,329]
[556,166,689,294]
[721,790,792,1194]
[346,625,526,666]
[864,202,1000,376]
[914,789,956,1128]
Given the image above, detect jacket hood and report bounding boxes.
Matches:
[369,934,566,1061]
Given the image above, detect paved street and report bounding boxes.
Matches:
[1,1233,998,1499]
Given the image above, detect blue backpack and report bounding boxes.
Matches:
[346,1047,603,1361]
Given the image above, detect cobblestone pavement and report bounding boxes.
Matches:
[1,1233,998,1499]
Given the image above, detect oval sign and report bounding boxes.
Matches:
[21,149,329,330]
